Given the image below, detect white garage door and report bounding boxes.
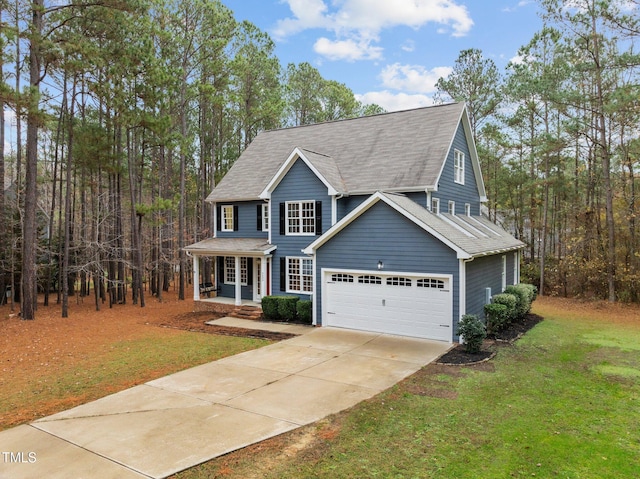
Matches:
[324,270,452,342]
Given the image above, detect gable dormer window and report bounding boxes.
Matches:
[454,149,465,185]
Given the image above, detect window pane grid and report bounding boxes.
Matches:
[224,257,248,285]
[288,257,313,293]
[222,206,234,231]
[287,201,315,235]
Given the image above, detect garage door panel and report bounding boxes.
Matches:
[324,271,452,342]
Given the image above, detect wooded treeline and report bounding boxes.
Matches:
[0,0,638,320]
[0,0,383,318]
[436,0,639,302]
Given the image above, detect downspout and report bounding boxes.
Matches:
[458,256,475,344]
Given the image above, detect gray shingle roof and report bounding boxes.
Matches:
[183,238,276,256]
[208,102,466,202]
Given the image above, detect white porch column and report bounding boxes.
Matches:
[193,254,200,301]
[234,256,242,306]
[260,256,267,299]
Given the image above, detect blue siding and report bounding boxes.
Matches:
[432,123,481,215]
[271,158,332,299]
[465,255,505,320]
[314,200,461,338]
[216,200,268,239]
[337,192,426,221]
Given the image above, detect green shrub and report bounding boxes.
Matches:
[261,296,280,320]
[491,293,518,324]
[484,303,509,334]
[277,296,299,321]
[520,282,538,302]
[504,285,529,320]
[458,314,486,354]
[261,295,300,321]
[296,300,312,324]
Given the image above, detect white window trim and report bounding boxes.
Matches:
[465,203,471,216]
[454,149,465,185]
[221,205,234,232]
[261,203,269,232]
[448,200,455,215]
[286,256,313,294]
[224,256,248,285]
[431,197,440,214]
[286,200,316,236]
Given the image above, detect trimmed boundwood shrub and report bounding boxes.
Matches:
[458,314,486,353]
[296,300,312,324]
[491,293,518,324]
[278,296,299,320]
[262,295,300,321]
[484,302,509,334]
[261,296,280,320]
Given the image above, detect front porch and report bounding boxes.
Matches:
[184,237,276,307]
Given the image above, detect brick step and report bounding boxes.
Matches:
[230,306,263,321]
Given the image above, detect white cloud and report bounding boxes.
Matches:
[313,37,384,61]
[380,63,452,94]
[356,90,436,112]
[274,0,474,60]
[509,54,526,65]
[401,40,415,52]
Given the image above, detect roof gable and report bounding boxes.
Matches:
[208,102,473,202]
[259,147,346,199]
[304,192,524,259]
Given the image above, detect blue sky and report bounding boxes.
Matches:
[224,0,544,111]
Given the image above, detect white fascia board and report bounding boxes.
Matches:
[460,107,487,200]
[259,147,339,199]
[304,191,472,259]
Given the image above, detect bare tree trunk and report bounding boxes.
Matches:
[62,77,77,318]
[22,0,44,320]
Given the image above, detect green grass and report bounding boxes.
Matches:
[175,300,640,478]
[0,332,269,429]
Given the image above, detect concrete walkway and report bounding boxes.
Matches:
[0,319,451,479]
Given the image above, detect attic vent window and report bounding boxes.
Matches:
[454,149,465,184]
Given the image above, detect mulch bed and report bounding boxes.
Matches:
[159,311,299,341]
[436,313,543,365]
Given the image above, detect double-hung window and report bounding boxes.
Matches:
[221,205,235,232]
[287,257,313,293]
[287,201,315,235]
[454,149,465,184]
[262,204,269,232]
[431,197,440,214]
[224,257,248,285]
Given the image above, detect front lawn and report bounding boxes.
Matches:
[174,296,640,478]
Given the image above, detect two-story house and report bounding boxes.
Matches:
[185,102,524,342]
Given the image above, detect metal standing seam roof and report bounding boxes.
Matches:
[207,102,466,202]
[378,192,525,257]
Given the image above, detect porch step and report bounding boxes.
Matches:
[230,305,263,321]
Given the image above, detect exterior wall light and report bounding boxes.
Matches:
[377,260,384,270]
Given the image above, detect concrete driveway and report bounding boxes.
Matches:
[0,319,451,479]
